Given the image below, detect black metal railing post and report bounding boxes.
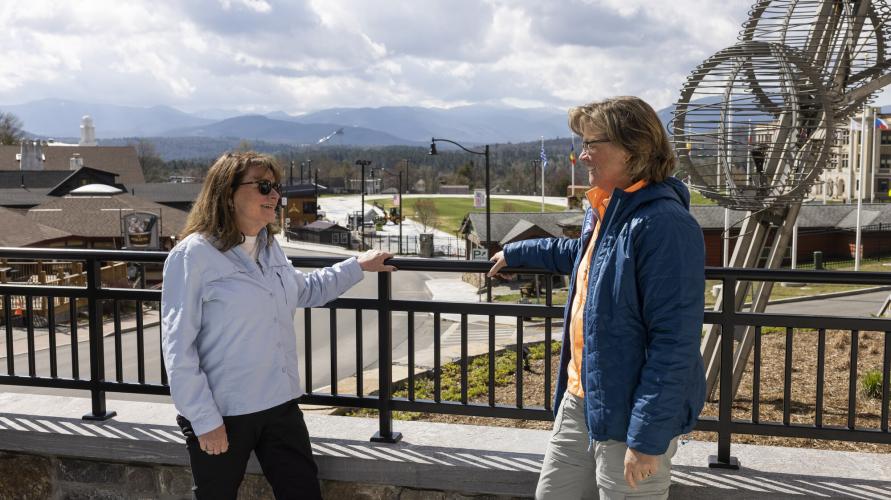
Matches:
[371,271,402,443]
[709,276,739,469]
[83,257,116,421]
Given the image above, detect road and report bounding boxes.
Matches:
[764,289,889,317]
[0,247,445,403]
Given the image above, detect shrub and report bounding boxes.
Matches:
[861,370,883,399]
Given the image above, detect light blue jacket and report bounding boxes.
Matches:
[161,230,363,436]
[504,177,706,455]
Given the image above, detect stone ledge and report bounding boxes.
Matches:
[1,392,891,499]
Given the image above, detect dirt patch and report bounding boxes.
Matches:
[687,328,891,454]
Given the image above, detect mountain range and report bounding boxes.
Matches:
[4,98,568,146]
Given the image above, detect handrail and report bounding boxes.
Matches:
[0,247,888,467]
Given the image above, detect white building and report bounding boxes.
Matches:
[815,106,891,203]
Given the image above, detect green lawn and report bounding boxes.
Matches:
[376,197,566,234]
[689,190,717,205]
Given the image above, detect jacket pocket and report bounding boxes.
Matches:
[274,265,299,305]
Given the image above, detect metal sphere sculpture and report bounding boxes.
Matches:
[671,0,891,211]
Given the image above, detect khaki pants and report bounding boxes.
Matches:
[536,393,677,500]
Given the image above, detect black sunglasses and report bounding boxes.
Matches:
[237,179,282,195]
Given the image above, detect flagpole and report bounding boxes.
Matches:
[540,136,545,213]
[746,120,752,185]
[855,105,868,271]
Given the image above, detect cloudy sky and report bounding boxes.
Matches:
[1,0,889,115]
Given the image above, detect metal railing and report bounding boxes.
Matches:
[0,247,889,466]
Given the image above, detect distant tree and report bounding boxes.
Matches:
[237,139,253,152]
[132,139,167,182]
[413,198,438,233]
[0,112,24,145]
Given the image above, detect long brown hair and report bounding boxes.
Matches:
[568,96,676,183]
[179,152,282,251]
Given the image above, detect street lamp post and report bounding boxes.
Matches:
[289,160,294,186]
[355,159,372,247]
[314,168,319,220]
[429,137,491,301]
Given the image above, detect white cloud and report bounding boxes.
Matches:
[1,0,889,115]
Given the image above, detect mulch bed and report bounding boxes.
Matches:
[366,330,890,453]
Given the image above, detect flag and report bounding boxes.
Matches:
[569,141,576,166]
[876,117,890,130]
[850,117,863,131]
[540,139,548,169]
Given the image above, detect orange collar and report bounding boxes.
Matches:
[585,180,648,217]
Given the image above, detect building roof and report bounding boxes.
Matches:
[26,193,188,238]
[0,187,53,208]
[0,170,70,189]
[461,211,581,242]
[300,220,348,232]
[500,220,553,246]
[128,183,203,204]
[0,145,144,186]
[45,166,121,196]
[281,183,327,197]
[0,207,72,247]
[691,203,891,230]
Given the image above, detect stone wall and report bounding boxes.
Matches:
[0,451,526,500]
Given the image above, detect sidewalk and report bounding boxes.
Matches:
[2,392,889,498]
[0,309,161,359]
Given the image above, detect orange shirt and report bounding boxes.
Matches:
[566,180,647,398]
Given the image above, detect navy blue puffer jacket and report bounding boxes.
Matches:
[503,176,706,455]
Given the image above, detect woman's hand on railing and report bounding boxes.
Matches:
[487,251,514,280]
[358,250,397,272]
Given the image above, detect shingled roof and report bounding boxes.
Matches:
[0,187,53,208]
[0,207,72,247]
[0,170,70,189]
[0,145,144,186]
[691,204,891,230]
[460,211,582,243]
[26,193,188,238]
[128,183,203,204]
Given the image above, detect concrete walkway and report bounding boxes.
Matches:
[1,392,889,498]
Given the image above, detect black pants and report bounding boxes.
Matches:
[177,399,322,500]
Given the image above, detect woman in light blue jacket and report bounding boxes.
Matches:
[161,152,394,499]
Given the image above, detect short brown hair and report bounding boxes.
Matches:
[179,151,282,251]
[568,96,676,183]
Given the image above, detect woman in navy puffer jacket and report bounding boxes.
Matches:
[488,96,706,500]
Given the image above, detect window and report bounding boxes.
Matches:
[880,155,891,170]
[882,131,891,145]
[879,178,890,196]
[302,202,317,214]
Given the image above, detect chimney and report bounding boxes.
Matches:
[70,153,84,170]
[19,140,45,171]
[80,115,97,146]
